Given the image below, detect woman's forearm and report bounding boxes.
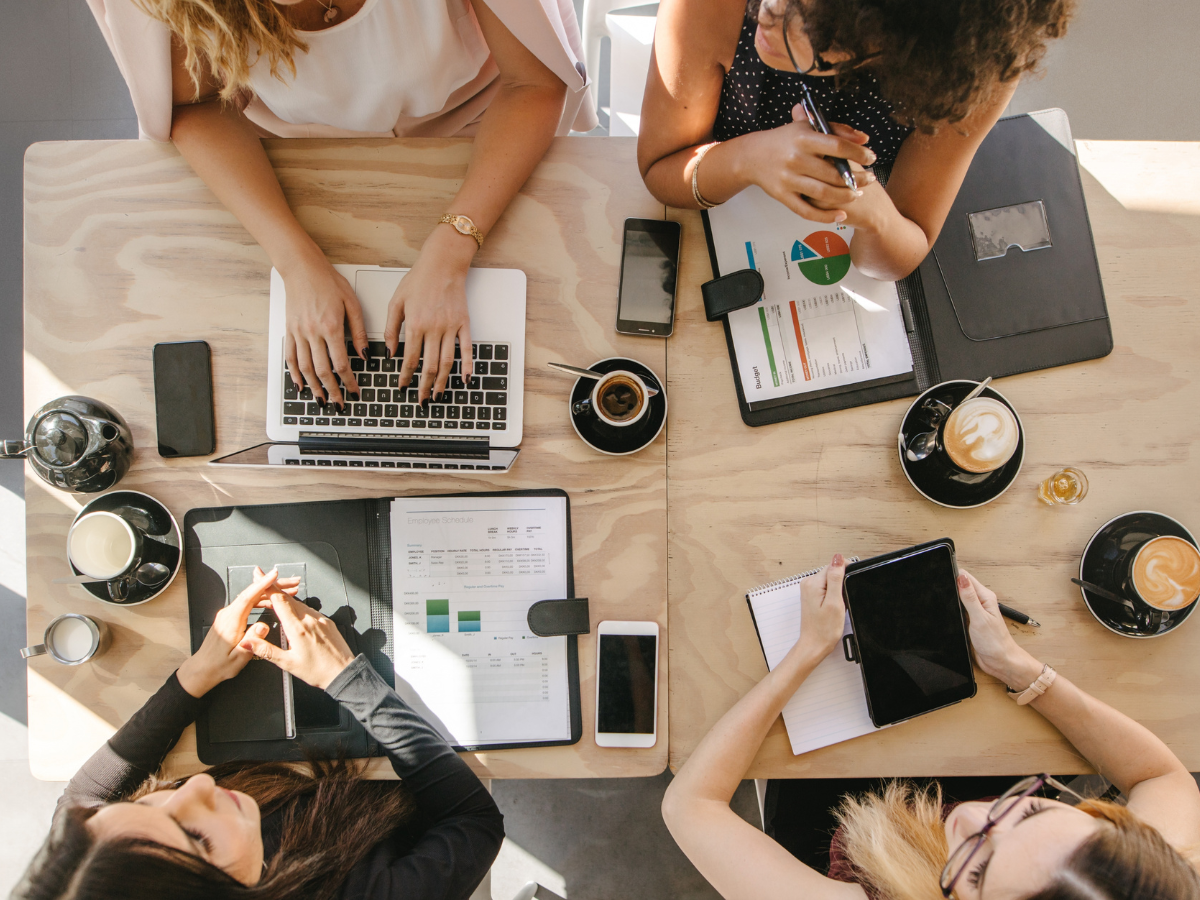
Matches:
[846,187,932,281]
[666,645,823,814]
[171,100,322,272]
[1027,670,1188,795]
[642,133,760,209]
[441,81,565,236]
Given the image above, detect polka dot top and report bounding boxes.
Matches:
[713,16,913,168]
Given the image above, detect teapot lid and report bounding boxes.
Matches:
[33,411,90,467]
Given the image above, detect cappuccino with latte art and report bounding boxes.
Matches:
[942,397,1021,474]
[1130,536,1200,611]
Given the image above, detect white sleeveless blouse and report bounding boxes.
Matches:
[246,0,493,135]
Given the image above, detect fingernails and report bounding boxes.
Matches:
[854,190,864,198]
[385,347,392,359]
[421,397,429,408]
[958,573,970,588]
[866,151,877,164]
[835,212,847,222]
[833,553,845,566]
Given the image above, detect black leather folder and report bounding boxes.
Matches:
[184,489,583,764]
[701,109,1113,426]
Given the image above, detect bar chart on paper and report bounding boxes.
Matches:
[389,495,574,746]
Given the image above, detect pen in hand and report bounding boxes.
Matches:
[998,602,1040,628]
[798,83,858,192]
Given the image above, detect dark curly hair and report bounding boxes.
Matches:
[750,0,1075,131]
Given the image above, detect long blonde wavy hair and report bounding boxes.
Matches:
[133,0,308,100]
[835,781,1200,900]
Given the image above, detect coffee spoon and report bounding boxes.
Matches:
[55,562,171,588]
[904,429,939,462]
[960,376,993,404]
[547,362,659,396]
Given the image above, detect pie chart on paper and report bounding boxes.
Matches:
[791,231,852,285]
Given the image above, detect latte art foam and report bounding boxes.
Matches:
[942,397,1020,474]
[1132,536,1200,611]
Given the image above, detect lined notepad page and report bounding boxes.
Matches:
[749,570,878,755]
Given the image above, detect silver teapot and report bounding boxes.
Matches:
[1,396,134,493]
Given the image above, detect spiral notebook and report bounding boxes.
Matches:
[746,559,880,755]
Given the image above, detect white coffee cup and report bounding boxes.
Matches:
[21,614,109,665]
[589,370,651,428]
[67,511,140,580]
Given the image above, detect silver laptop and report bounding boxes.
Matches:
[211,264,525,473]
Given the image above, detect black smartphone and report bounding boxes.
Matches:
[616,218,681,337]
[153,341,216,457]
[842,539,976,728]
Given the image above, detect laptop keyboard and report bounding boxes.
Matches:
[282,341,511,433]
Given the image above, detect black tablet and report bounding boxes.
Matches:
[842,539,977,728]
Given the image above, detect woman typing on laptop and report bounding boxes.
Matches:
[663,555,1200,900]
[636,0,1073,281]
[15,567,503,899]
[87,0,591,406]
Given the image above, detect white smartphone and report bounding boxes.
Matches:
[594,620,659,748]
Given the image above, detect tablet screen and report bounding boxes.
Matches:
[844,543,975,727]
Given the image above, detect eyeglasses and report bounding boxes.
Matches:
[939,774,1084,898]
[779,15,879,76]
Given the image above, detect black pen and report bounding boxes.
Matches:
[798,83,858,192]
[998,602,1040,627]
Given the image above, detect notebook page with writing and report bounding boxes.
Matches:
[748,567,877,755]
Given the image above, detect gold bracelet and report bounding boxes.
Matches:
[438,214,484,248]
[691,143,719,210]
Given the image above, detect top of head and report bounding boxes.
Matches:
[943,396,1019,473]
[1132,536,1200,610]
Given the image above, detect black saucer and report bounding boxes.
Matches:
[69,490,182,606]
[897,380,1025,509]
[569,358,667,455]
[1079,511,1199,639]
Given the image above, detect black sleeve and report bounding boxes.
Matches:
[326,655,505,900]
[57,672,207,814]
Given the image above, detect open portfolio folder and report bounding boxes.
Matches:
[706,188,915,409]
[185,491,582,764]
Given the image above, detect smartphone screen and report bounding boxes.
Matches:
[597,633,658,734]
[843,542,976,727]
[616,218,681,337]
[153,341,215,457]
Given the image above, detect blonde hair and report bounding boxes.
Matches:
[133,0,308,101]
[834,781,1200,900]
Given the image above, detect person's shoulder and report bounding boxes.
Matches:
[656,0,746,70]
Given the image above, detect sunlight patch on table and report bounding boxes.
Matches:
[26,671,115,782]
[1078,141,1200,216]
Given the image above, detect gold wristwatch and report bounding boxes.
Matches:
[438,214,484,248]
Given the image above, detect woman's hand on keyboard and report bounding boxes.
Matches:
[386,227,475,403]
[283,253,368,407]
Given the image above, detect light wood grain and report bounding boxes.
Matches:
[665,143,1200,776]
[23,137,669,782]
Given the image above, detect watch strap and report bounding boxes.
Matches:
[1007,663,1057,705]
[701,268,764,321]
[527,598,590,637]
[438,214,484,248]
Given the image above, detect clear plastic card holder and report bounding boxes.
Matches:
[968,200,1053,262]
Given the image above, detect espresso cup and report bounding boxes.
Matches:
[67,510,143,581]
[1127,535,1200,611]
[20,614,109,665]
[941,396,1021,474]
[588,370,650,428]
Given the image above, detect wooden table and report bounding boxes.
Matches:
[665,140,1200,777]
[22,137,668,781]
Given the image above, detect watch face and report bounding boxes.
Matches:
[453,219,471,235]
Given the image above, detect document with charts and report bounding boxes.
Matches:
[706,186,913,405]
[389,495,573,747]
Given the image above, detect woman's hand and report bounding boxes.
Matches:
[957,568,1044,691]
[385,227,476,405]
[283,250,369,407]
[239,592,356,690]
[176,567,301,698]
[740,109,876,223]
[789,553,848,663]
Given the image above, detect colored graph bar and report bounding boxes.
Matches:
[426,599,450,633]
[790,301,811,381]
[744,241,757,270]
[457,610,481,633]
[758,308,780,387]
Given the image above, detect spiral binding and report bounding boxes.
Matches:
[747,557,860,597]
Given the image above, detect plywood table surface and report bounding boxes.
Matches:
[665,140,1200,777]
[23,137,668,781]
